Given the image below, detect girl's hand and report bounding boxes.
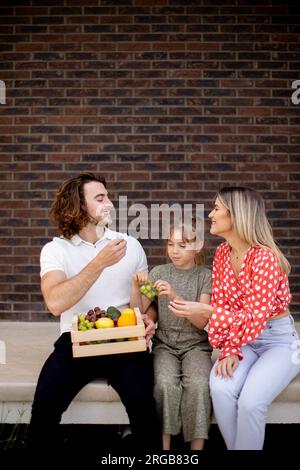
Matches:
[154,280,178,301]
[168,299,211,319]
[215,355,240,379]
[132,271,149,286]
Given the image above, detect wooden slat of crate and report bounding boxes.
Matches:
[71,307,146,358]
[71,321,145,342]
[72,339,146,358]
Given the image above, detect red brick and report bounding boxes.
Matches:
[0,3,299,320]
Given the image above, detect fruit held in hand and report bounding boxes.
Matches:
[95,317,114,329]
[139,282,158,300]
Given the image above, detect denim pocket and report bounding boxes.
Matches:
[268,316,297,337]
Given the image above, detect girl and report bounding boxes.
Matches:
[171,187,300,450]
[130,219,213,451]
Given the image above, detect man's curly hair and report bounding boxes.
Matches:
[50,173,107,239]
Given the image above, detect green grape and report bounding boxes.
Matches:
[140,282,158,300]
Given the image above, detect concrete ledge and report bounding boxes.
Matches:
[0,401,130,425]
[2,400,300,426]
[0,321,300,425]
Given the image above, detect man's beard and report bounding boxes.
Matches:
[88,213,111,227]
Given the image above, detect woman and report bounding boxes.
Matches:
[169,186,300,450]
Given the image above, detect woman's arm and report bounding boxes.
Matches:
[168,296,213,330]
[209,248,290,361]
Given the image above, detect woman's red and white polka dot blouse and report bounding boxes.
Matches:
[208,242,291,361]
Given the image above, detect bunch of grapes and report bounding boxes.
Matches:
[139,282,158,301]
[86,307,106,323]
[78,306,106,331]
[78,315,94,331]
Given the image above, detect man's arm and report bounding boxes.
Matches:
[144,301,158,323]
[142,301,158,346]
[41,238,127,316]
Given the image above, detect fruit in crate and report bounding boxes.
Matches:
[117,308,137,327]
[77,305,138,333]
[78,307,107,329]
[86,307,106,323]
[139,282,158,300]
[106,306,121,326]
[94,306,107,319]
[78,314,94,331]
[95,317,114,329]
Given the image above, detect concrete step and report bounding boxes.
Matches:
[0,320,300,424]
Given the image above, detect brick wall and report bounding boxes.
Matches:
[0,0,299,321]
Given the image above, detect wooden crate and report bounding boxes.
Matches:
[71,307,146,358]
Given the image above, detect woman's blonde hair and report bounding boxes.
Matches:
[166,217,205,266]
[216,186,291,275]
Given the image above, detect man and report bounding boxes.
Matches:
[27,173,161,452]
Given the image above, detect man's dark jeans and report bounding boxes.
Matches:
[27,333,161,452]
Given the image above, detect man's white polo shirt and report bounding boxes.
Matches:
[40,228,148,335]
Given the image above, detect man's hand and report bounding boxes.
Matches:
[142,313,157,346]
[154,280,179,301]
[96,238,127,269]
[215,355,240,379]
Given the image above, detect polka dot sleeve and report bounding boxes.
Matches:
[208,245,290,361]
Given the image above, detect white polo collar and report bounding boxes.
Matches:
[70,227,116,247]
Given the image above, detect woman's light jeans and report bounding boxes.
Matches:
[209,314,300,450]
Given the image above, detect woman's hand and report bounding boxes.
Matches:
[168,299,212,319]
[215,355,240,379]
[154,280,180,301]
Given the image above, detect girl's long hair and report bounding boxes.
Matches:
[217,186,290,275]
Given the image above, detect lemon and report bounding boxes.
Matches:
[95,317,114,329]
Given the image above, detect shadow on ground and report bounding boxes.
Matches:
[1,423,299,452]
